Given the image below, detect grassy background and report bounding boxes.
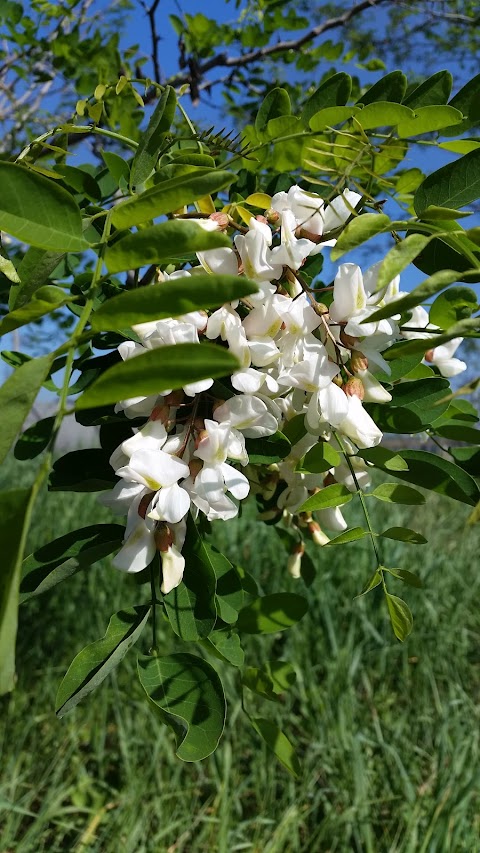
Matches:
[1,458,480,852]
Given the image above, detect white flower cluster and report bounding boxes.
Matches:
[100,185,466,591]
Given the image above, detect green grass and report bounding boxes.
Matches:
[1,459,480,852]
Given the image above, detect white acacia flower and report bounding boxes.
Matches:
[428,338,466,377]
[214,393,280,437]
[117,449,190,524]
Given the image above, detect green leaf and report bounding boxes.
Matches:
[357,570,382,597]
[202,631,245,667]
[369,483,425,505]
[384,567,423,587]
[137,653,226,761]
[297,441,341,474]
[0,488,31,695]
[250,717,301,778]
[429,286,478,328]
[397,105,463,137]
[14,416,54,460]
[330,213,390,260]
[104,221,230,274]
[242,660,295,703]
[414,149,480,213]
[0,353,53,466]
[255,87,291,137]
[373,342,424,383]
[357,446,409,471]
[9,246,65,310]
[389,377,451,426]
[366,269,460,322]
[164,521,216,641]
[418,205,472,220]
[403,70,452,108]
[374,234,431,293]
[130,86,177,189]
[451,446,480,476]
[20,524,124,602]
[356,102,414,129]
[0,252,19,283]
[377,449,480,506]
[326,527,369,546]
[92,274,258,331]
[186,519,243,624]
[0,162,88,252]
[435,424,480,444]
[76,343,239,410]
[385,593,413,642]
[308,106,360,131]
[102,151,130,187]
[0,285,70,337]
[236,593,308,635]
[298,484,353,513]
[111,169,236,229]
[56,606,150,716]
[301,73,352,125]
[49,449,116,492]
[53,165,101,201]
[439,140,480,155]
[380,527,427,545]
[357,71,407,106]
[443,76,480,136]
[244,431,291,464]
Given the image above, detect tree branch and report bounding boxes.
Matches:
[167,0,392,88]
[141,0,162,85]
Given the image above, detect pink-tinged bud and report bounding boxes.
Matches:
[332,374,343,387]
[138,492,155,519]
[425,349,435,363]
[164,390,184,406]
[255,214,269,224]
[308,521,330,546]
[149,404,169,423]
[194,417,205,432]
[340,330,358,349]
[350,350,369,372]
[323,473,336,488]
[265,208,280,224]
[287,542,305,579]
[209,212,229,230]
[298,227,322,243]
[154,523,173,553]
[189,458,203,479]
[343,377,365,400]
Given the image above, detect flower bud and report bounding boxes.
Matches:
[425,349,435,363]
[287,543,304,579]
[316,302,329,315]
[265,208,280,224]
[255,215,268,225]
[308,521,330,546]
[332,374,343,387]
[209,212,229,230]
[323,473,336,488]
[342,377,365,400]
[350,350,369,372]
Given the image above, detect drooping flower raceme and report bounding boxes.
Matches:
[100,183,467,591]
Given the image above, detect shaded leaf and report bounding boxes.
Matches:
[76,344,239,410]
[56,606,150,716]
[130,86,177,188]
[0,488,31,695]
[369,483,425,505]
[414,148,480,213]
[137,653,226,761]
[236,593,308,635]
[104,221,230,274]
[20,524,124,601]
[0,354,53,466]
[250,717,301,777]
[380,527,427,544]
